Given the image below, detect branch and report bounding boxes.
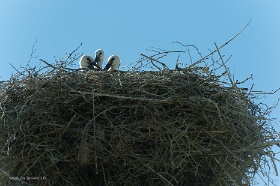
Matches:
[140,53,168,70]
[189,19,252,68]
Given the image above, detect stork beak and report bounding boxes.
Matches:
[94,52,102,63]
[92,61,102,70]
[104,57,115,70]
[86,57,101,70]
[87,61,95,70]
[104,62,113,70]
[95,56,100,62]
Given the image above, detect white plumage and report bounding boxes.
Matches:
[78,49,121,71]
[79,55,95,70]
[104,55,121,71]
[94,49,105,69]
[79,49,105,70]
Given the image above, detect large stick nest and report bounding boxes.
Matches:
[0,45,279,186]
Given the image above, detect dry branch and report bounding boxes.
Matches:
[1,37,279,186]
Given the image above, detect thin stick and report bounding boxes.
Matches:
[140,53,168,70]
[214,42,234,86]
[189,19,252,68]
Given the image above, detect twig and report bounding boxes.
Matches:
[39,59,57,69]
[39,59,80,72]
[68,43,83,57]
[9,63,25,77]
[173,42,204,60]
[140,53,168,70]
[149,50,186,58]
[28,38,38,63]
[189,19,252,68]
[214,42,234,86]
[252,88,280,94]
[92,88,98,174]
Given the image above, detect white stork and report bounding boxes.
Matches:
[94,49,105,69]
[104,55,121,71]
[79,49,105,70]
[79,55,95,70]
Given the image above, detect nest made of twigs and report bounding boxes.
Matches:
[0,49,278,186]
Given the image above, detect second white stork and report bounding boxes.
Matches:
[104,55,121,71]
[79,55,95,70]
[94,49,105,69]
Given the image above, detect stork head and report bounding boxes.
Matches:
[104,55,121,71]
[79,55,95,70]
[94,49,105,68]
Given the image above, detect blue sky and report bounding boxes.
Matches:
[0,0,279,184]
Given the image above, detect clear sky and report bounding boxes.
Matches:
[0,0,279,185]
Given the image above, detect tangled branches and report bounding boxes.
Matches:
[0,35,279,186]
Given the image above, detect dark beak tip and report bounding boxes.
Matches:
[104,63,112,70]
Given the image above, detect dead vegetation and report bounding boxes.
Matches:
[0,24,280,186]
